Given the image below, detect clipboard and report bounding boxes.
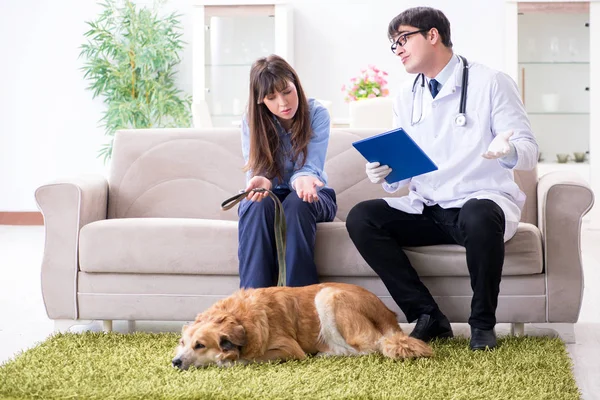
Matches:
[352,127,438,184]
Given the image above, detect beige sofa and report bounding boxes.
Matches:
[35,128,594,337]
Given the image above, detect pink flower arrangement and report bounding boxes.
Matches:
[341,65,389,102]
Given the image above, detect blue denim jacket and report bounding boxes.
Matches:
[241,98,331,190]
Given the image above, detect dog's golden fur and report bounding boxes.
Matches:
[172,282,432,369]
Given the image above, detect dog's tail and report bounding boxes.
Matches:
[379,331,433,359]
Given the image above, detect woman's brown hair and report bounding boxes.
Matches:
[245,54,311,181]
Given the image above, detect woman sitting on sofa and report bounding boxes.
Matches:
[238,54,338,288]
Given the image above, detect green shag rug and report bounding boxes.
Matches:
[0,332,580,400]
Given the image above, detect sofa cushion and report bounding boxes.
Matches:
[315,222,542,276]
[79,218,239,275]
[79,219,542,277]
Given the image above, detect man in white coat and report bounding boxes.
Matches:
[346,7,538,350]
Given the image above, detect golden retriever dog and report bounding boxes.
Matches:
[172,282,432,370]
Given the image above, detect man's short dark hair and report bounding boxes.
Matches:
[388,7,453,48]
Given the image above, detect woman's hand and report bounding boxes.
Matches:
[293,176,324,203]
[245,176,272,202]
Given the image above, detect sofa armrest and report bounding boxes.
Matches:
[35,175,108,319]
[537,171,594,322]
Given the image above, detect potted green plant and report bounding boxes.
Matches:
[80,0,192,162]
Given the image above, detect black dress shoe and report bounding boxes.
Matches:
[409,314,454,342]
[470,327,497,350]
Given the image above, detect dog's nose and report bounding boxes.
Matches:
[172,358,183,369]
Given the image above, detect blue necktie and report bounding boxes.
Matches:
[429,79,440,98]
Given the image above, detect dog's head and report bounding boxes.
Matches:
[172,311,247,370]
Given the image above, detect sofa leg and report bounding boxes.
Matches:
[54,319,93,333]
[102,320,113,333]
[511,322,525,337]
[127,320,136,333]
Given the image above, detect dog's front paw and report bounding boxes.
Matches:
[216,358,250,367]
[216,360,235,367]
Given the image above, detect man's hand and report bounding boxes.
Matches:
[366,162,392,184]
[244,176,272,202]
[482,130,514,159]
[293,176,324,203]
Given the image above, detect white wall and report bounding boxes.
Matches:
[294,0,507,121]
[0,1,109,211]
[0,0,508,211]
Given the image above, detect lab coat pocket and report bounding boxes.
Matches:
[452,110,481,152]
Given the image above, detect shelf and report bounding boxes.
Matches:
[538,161,589,165]
[332,117,349,124]
[204,63,253,67]
[537,161,591,183]
[528,112,589,115]
[519,61,589,65]
[211,114,243,117]
[537,162,590,181]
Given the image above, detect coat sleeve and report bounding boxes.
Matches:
[490,72,539,171]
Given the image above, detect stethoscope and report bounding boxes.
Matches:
[411,55,469,127]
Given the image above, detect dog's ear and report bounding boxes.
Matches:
[219,337,237,352]
[181,324,189,335]
[219,325,246,351]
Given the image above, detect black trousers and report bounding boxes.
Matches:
[346,198,505,330]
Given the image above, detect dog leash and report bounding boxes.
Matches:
[221,188,287,287]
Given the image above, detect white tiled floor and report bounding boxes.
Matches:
[1,225,600,398]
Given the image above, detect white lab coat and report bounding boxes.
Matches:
[386,57,538,242]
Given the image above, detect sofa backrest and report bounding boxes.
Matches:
[108,128,537,225]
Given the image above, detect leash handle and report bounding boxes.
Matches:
[221,188,287,287]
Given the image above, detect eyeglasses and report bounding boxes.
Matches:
[390,29,428,53]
